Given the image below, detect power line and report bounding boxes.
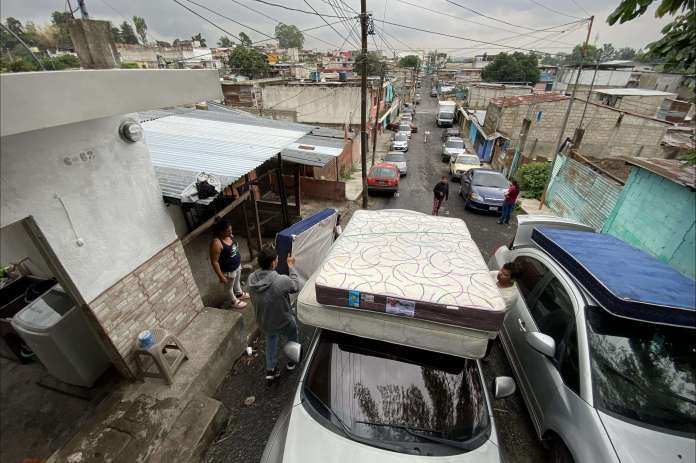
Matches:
[303,0,359,48]
[526,0,583,20]
[444,0,582,32]
[172,0,242,42]
[248,0,344,18]
[568,0,592,17]
[182,0,276,40]
[379,18,588,54]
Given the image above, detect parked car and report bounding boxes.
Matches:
[367,163,400,195]
[430,88,437,97]
[397,123,412,139]
[390,133,409,152]
[458,168,509,213]
[260,329,518,463]
[415,94,421,104]
[449,153,481,180]
[488,216,696,463]
[383,152,407,175]
[441,136,466,162]
[441,128,462,143]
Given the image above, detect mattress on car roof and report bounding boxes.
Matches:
[299,271,494,359]
[313,209,506,333]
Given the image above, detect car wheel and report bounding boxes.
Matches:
[548,437,574,463]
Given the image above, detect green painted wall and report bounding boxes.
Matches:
[603,168,696,279]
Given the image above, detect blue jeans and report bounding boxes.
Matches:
[265,318,299,370]
[500,202,513,224]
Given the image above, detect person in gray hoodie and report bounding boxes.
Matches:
[248,245,299,380]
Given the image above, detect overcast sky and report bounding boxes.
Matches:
[2,0,672,56]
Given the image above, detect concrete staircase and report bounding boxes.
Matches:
[47,308,252,463]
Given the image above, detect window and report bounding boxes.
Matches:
[558,323,580,394]
[530,276,574,345]
[513,256,549,303]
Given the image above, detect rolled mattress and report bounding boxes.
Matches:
[314,209,506,332]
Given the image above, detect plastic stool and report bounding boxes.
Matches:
[134,327,188,385]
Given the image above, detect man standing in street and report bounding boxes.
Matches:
[498,179,520,225]
[432,176,449,216]
[248,246,299,381]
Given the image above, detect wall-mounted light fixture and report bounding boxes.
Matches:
[119,120,143,143]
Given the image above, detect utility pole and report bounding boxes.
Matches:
[360,1,369,209]
[77,0,89,19]
[539,15,593,208]
[575,51,603,147]
[372,64,385,166]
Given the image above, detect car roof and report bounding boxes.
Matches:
[471,168,503,175]
[446,137,464,141]
[371,162,398,169]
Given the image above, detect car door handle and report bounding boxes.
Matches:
[518,318,527,333]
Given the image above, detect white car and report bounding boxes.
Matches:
[261,329,517,463]
[398,123,412,139]
[449,153,481,180]
[442,137,466,162]
[383,151,407,176]
[390,133,409,152]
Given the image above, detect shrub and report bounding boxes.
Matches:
[516,162,550,199]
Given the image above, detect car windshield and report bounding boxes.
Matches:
[395,134,408,141]
[586,306,696,435]
[399,125,411,132]
[370,167,397,178]
[446,140,464,149]
[303,331,490,455]
[456,155,479,165]
[384,154,405,162]
[473,172,508,188]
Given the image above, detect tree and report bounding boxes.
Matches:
[218,36,234,48]
[191,33,207,47]
[51,11,73,49]
[110,23,122,43]
[45,53,80,70]
[607,0,694,74]
[601,43,617,60]
[399,55,420,69]
[616,47,637,60]
[132,16,147,45]
[238,32,252,47]
[565,44,600,65]
[227,45,269,78]
[353,51,383,77]
[481,52,540,83]
[274,23,304,49]
[156,40,172,47]
[120,21,139,44]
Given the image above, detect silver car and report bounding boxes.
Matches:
[390,133,409,152]
[489,215,696,463]
[383,152,407,176]
[261,329,517,463]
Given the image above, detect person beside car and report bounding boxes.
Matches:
[247,246,300,381]
[498,179,520,225]
[491,261,521,310]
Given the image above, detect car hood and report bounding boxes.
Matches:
[281,404,502,463]
[471,185,506,200]
[598,411,695,463]
[453,163,478,172]
[444,148,465,155]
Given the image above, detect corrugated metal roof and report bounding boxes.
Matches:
[594,88,676,97]
[142,113,309,200]
[491,93,568,107]
[623,157,696,190]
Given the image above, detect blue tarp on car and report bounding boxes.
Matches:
[532,227,696,328]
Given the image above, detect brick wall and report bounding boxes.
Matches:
[486,98,672,161]
[467,86,532,110]
[312,138,354,180]
[89,240,204,375]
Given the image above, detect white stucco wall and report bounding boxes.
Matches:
[261,85,367,124]
[0,114,176,303]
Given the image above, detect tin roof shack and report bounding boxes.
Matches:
[484,93,674,171]
[464,83,533,110]
[603,158,696,279]
[219,76,284,107]
[0,69,221,378]
[591,88,676,119]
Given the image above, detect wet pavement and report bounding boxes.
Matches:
[204,78,549,463]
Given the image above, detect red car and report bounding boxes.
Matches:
[367,163,400,195]
[386,121,418,133]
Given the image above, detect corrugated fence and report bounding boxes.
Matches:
[546,154,624,231]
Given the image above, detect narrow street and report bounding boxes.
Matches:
[205,79,548,462]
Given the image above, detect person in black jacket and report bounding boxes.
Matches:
[432,176,449,216]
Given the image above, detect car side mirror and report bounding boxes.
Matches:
[283,341,303,364]
[494,376,516,399]
[526,332,556,358]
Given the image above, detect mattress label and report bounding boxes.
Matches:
[386,297,416,317]
[348,290,361,307]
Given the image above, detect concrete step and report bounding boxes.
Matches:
[150,395,228,463]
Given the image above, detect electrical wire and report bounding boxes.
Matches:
[568,0,592,17]
[444,0,582,32]
[248,0,344,18]
[172,0,242,42]
[182,0,276,41]
[526,0,583,20]
[303,0,359,48]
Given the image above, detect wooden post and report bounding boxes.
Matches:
[294,163,301,216]
[276,152,290,226]
[251,189,263,252]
